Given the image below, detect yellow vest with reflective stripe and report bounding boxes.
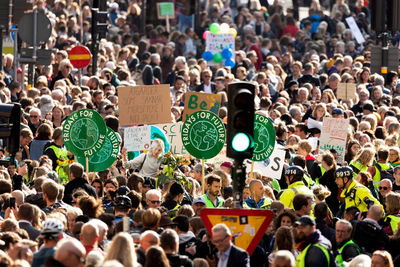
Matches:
[296,243,330,267]
[373,162,391,189]
[45,145,70,183]
[202,193,224,208]
[279,181,313,209]
[335,240,360,267]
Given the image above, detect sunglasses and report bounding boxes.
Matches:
[30,115,39,118]
[379,186,388,190]
[149,200,161,204]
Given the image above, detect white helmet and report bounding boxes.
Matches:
[40,218,64,236]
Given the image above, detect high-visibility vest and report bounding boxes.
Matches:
[385,214,400,234]
[340,180,382,212]
[202,193,224,208]
[167,204,181,219]
[243,196,272,209]
[335,240,360,267]
[279,181,313,209]
[296,243,330,267]
[349,160,368,178]
[45,145,70,184]
[373,162,391,188]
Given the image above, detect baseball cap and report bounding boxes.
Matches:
[192,196,206,205]
[295,215,316,227]
[332,108,344,115]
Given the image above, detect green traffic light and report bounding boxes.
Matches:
[232,132,250,152]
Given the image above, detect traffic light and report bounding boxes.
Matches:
[0,103,21,157]
[227,82,255,160]
[91,8,108,39]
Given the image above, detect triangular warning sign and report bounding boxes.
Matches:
[200,208,274,256]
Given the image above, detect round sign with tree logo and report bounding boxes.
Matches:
[181,110,226,159]
[77,127,120,172]
[252,113,276,161]
[62,109,107,157]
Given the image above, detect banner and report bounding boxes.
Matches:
[123,125,151,151]
[155,122,188,156]
[183,92,221,122]
[118,85,172,126]
[319,118,349,163]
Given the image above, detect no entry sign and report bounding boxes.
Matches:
[69,46,91,69]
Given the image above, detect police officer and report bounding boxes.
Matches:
[279,166,313,209]
[243,179,272,209]
[334,219,360,267]
[202,174,224,208]
[334,166,382,212]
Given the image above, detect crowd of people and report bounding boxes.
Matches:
[0,0,400,266]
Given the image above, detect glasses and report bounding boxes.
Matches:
[65,65,72,69]
[212,235,228,244]
[204,75,211,78]
[149,200,161,204]
[30,115,38,118]
[379,186,388,190]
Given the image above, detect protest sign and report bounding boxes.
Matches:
[345,16,365,44]
[77,127,120,172]
[203,28,236,67]
[123,125,152,151]
[252,114,276,161]
[157,2,174,18]
[319,118,349,163]
[182,110,226,159]
[118,85,172,126]
[155,122,188,156]
[182,92,221,122]
[247,144,286,180]
[62,109,106,157]
[336,83,356,100]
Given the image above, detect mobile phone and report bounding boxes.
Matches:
[10,197,16,209]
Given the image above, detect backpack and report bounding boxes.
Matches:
[374,163,394,181]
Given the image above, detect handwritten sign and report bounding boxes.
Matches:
[154,122,188,156]
[319,118,349,163]
[183,92,221,121]
[246,144,286,180]
[118,85,172,126]
[157,2,174,19]
[336,83,356,100]
[205,33,235,66]
[345,16,365,44]
[123,125,151,151]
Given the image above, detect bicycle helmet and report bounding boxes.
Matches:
[40,218,64,236]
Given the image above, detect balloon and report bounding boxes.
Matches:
[202,51,213,61]
[203,31,210,40]
[209,23,220,34]
[220,23,229,33]
[228,28,237,37]
[225,59,235,68]
[221,48,232,59]
[213,53,223,63]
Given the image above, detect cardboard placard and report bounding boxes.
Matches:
[154,122,188,156]
[336,83,356,100]
[118,85,172,126]
[246,144,286,180]
[319,118,349,163]
[183,92,221,121]
[157,2,174,19]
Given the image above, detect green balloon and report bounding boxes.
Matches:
[209,23,220,34]
[213,53,223,63]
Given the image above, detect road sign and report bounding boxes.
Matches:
[200,208,274,256]
[69,45,91,69]
[77,127,119,172]
[252,114,275,161]
[20,48,52,65]
[18,12,51,45]
[62,109,107,157]
[0,0,32,31]
[181,110,225,159]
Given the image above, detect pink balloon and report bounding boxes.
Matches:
[203,31,210,40]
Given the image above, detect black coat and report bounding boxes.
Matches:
[19,221,40,241]
[195,82,216,93]
[63,177,97,204]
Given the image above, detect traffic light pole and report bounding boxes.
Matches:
[380,32,389,75]
[231,159,247,209]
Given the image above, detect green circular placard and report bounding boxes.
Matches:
[252,113,276,161]
[77,127,120,172]
[182,110,226,159]
[62,109,107,157]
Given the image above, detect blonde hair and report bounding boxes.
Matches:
[353,147,375,166]
[313,184,331,201]
[298,140,312,154]
[104,232,137,267]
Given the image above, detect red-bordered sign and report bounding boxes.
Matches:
[69,45,91,69]
[200,208,274,256]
